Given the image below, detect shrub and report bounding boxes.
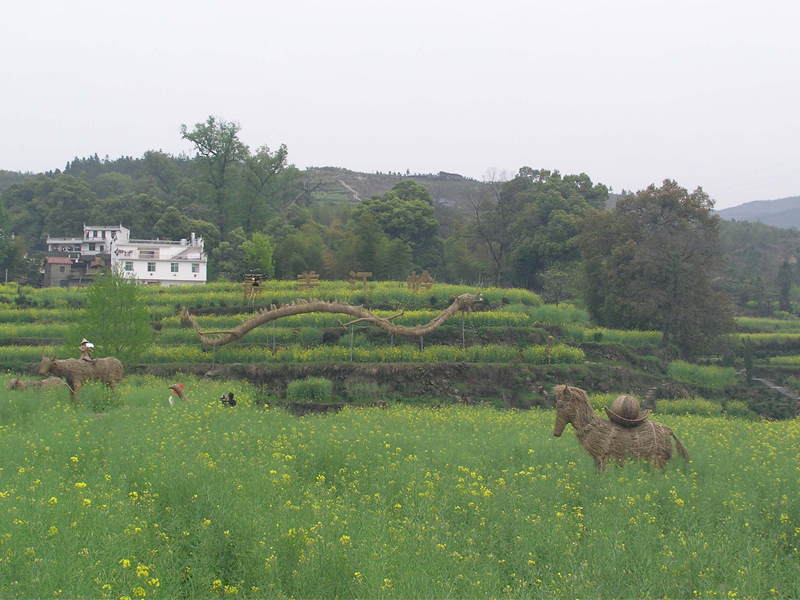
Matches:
[588,392,619,412]
[550,344,586,364]
[526,304,589,325]
[81,382,124,413]
[286,377,333,403]
[345,381,385,403]
[723,401,751,418]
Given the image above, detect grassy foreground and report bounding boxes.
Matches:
[1,378,798,599]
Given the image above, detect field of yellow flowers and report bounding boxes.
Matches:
[1,376,798,599]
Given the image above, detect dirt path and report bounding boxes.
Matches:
[337,178,360,202]
[751,377,800,405]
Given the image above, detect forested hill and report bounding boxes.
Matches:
[301,167,485,214]
[1,133,797,329]
[716,196,800,229]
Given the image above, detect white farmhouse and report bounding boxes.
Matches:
[111,232,207,286]
[45,224,208,287]
[46,224,124,257]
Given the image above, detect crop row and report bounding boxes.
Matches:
[6,342,584,366]
[666,360,739,389]
[1,282,541,310]
[141,342,585,365]
[561,325,663,346]
[169,308,532,330]
[735,316,800,333]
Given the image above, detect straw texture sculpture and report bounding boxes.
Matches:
[181,293,482,347]
[553,385,690,469]
[38,351,123,402]
[7,376,68,391]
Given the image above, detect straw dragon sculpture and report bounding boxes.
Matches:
[181,293,482,347]
[553,385,690,469]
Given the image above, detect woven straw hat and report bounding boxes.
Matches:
[604,394,650,427]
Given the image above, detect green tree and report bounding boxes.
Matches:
[240,232,276,278]
[273,227,326,279]
[43,175,97,237]
[743,337,754,384]
[151,206,220,253]
[90,193,167,239]
[67,266,152,365]
[469,170,516,285]
[469,168,607,287]
[0,199,12,275]
[209,227,248,281]
[539,269,574,306]
[180,116,247,229]
[351,180,442,271]
[142,150,182,196]
[180,116,247,194]
[375,237,413,281]
[581,180,734,356]
[242,144,288,232]
[777,259,793,313]
[442,215,485,284]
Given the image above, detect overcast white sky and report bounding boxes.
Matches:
[1,0,798,209]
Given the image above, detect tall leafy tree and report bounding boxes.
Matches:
[468,168,607,287]
[42,175,97,238]
[351,180,442,271]
[581,180,734,355]
[240,232,276,278]
[142,150,182,196]
[0,199,13,275]
[242,144,288,232]
[777,259,793,313]
[180,116,247,229]
[180,116,247,194]
[67,266,152,366]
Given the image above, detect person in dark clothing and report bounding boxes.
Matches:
[220,392,236,407]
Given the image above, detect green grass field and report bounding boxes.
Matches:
[1,377,798,599]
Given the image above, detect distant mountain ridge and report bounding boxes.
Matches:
[716,196,800,229]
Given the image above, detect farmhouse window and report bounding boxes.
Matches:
[147,262,156,272]
[171,263,179,273]
[88,243,96,251]
[191,263,199,273]
[124,261,133,271]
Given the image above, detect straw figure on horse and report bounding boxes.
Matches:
[553,385,690,469]
[38,350,123,402]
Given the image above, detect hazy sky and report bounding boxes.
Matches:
[2,0,798,209]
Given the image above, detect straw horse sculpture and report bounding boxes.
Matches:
[38,351,123,402]
[553,385,690,469]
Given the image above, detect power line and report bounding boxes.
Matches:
[702,158,800,188]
